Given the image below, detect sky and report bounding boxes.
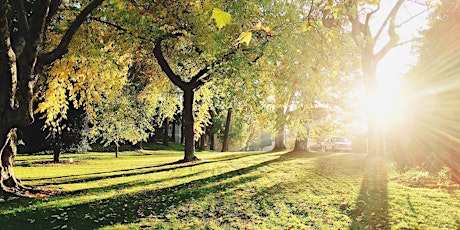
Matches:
[374,0,431,93]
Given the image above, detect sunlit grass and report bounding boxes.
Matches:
[1,150,459,229]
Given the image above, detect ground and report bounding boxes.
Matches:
[0,150,459,229]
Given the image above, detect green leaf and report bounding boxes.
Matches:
[211,8,231,29]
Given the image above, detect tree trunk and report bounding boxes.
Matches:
[115,143,119,158]
[199,134,205,150]
[209,133,215,151]
[345,0,404,157]
[180,115,185,144]
[138,141,143,150]
[221,108,232,152]
[208,115,215,151]
[273,107,287,151]
[52,136,62,163]
[163,118,169,146]
[170,118,176,142]
[363,53,383,157]
[0,129,26,198]
[294,128,310,151]
[294,137,308,151]
[273,124,287,151]
[183,88,197,161]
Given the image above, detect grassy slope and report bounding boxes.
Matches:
[0,150,459,229]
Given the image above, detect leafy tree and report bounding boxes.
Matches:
[89,84,154,157]
[254,0,358,151]
[138,2,272,161]
[393,0,460,181]
[0,0,105,198]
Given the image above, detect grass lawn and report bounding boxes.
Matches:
[1,150,459,229]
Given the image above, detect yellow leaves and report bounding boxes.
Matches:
[36,42,132,131]
[262,26,272,36]
[236,22,273,46]
[253,22,262,30]
[302,22,311,32]
[237,32,252,46]
[210,8,231,29]
[253,22,272,36]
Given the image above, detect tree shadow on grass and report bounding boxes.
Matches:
[29,161,209,186]
[22,151,274,187]
[0,157,284,229]
[348,157,389,229]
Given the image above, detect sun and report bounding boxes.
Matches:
[368,90,410,130]
[366,48,416,129]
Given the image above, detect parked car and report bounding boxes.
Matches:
[320,136,352,152]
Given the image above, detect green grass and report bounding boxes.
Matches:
[1,150,459,229]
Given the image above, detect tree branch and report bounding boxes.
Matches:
[38,0,105,67]
[374,0,404,42]
[364,4,380,33]
[375,9,402,62]
[153,39,186,90]
[88,16,152,42]
[9,0,29,57]
[397,8,430,28]
[45,0,63,29]
[0,0,17,116]
[346,1,364,49]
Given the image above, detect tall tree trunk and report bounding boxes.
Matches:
[163,118,169,146]
[183,88,197,161]
[199,134,205,150]
[209,133,215,151]
[221,108,232,152]
[180,115,185,144]
[363,54,383,157]
[208,114,215,151]
[170,118,176,142]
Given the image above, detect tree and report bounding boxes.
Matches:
[341,0,430,156]
[253,0,357,151]
[0,0,105,198]
[88,84,154,157]
[395,0,460,180]
[145,2,272,161]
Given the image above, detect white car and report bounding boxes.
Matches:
[321,136,352,152]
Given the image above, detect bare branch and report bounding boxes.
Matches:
[374,0,405,42]
[364,4,380,31]
[375,17,400,61]
[397,8,430,28]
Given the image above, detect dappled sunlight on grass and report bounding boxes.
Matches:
[1,150,459,229]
